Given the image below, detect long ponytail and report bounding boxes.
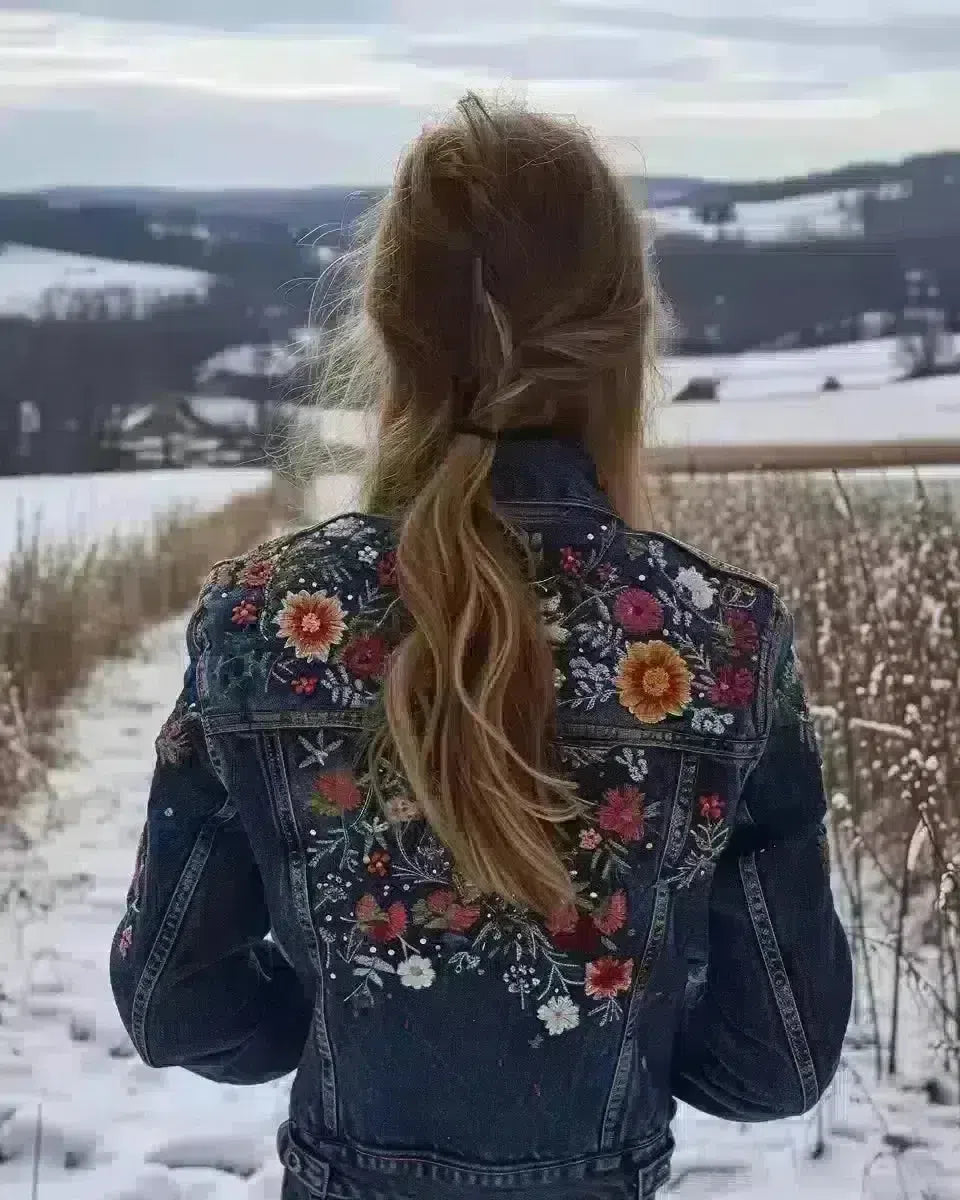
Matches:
[314,93,658,914]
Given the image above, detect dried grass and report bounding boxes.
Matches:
[656,469,960,1089]
[0,476,299,815]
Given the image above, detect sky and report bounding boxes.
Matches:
[0,0,958,190]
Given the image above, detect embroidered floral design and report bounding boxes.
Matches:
[355,894,408,943]
[366,849,391,877]
[382,794,421,824]
[579,828,602,851]
[708,666,755,708]
[598,786,646,842]
[538,995,580,1036]
[412,889,481,933]
[292,676,318,696]
[675,566,716,611]
[312,770,362,816]
[231,599,259,628]
[615,641,692,724]
[240,559,275,588]
[585,956,633,999]
[276,591,347,661]
[613,588,663,634]
[671,794,731,888]
[559,547,584,576]
[725,611,759,656]
[398,955,435,989]
[341,634,389,680]
[156,700,194,766]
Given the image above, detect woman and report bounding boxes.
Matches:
[111,95,851,1199]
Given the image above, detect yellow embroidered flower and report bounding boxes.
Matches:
[615,640,692,724]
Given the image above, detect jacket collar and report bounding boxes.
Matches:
[489,436,613,511]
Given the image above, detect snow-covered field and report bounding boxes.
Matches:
[0,245,211,319]
[303,338,960,452]
[0,469,273,562]
[0,616,957,1199]
[653,188,865,242]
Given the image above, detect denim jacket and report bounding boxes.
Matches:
[111,437,852,1200]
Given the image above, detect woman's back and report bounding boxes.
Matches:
[110,95,851,1199]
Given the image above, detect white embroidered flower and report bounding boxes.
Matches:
[554,668,567,691]
[537,995,580,1036]
[357,544,379,565]
[398,955,436,990]
[675,566,716,611]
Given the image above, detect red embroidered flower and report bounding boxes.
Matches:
[579,828,602,851]
[423,889,480,932]
[356,896,408,942]
[367,849,391,877]
[597,786,646,843]
[276,590,346,661]
[585,957,633,999]
[314,770,362,814]
[698,794,726,822]
[240,559,274,588]
[592,890,628,936]
[291,676,318,695]
[376,550,398,588]
[341,634,388,680]
[708,666,755,708]
[371,901,407,943]
[448,904,481,933]
[614,588,664,634]
[559,547,584,576]
[548,907,603,956]
[427,889,454,915]
[726,611,759,656]
[231,599,259,627]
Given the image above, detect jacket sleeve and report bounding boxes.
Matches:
[110,607,313,1085]
[671,603,852,1121]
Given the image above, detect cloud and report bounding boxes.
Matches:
[3,0,397,30]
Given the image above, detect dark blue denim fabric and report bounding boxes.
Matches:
[110,437,852,1199]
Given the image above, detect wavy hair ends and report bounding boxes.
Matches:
[320,93,660,914]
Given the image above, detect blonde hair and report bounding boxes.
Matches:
[315,94,659,914]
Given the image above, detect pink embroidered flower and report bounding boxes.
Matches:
[314,770,362,814]
[276,590,346,661]
[559,547,584,576]
[698,794,726,822]
[423,889,480,932]
[579,828,602,851]
[231,599,259,627]
[597,786,646,843]
[546,905,578,937]
[585,957,633,999]
[427,889,455,915]
[291,676,318,696]
[592,891,628,936]
[117,925,133,959]
[341,634,388,680]
[355,894,379,923]
[614,588,664,634]
[377,550,398,588]
[726,611,759,656]
[708,666,755,708]
[448,904,481,933]
[240,559,275,588]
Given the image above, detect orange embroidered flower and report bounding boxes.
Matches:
[276,590,346,661]
[615,640,691,724]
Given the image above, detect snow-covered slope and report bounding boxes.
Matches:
[0,244,212,319]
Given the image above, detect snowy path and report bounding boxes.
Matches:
[1,620,957,1199]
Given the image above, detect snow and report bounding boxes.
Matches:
[0,469,272,561]
[196,343,301,383]
[301,338,960,453]
[0,244,212,319]
[186,396,260,432]
[0,610,957,1197]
